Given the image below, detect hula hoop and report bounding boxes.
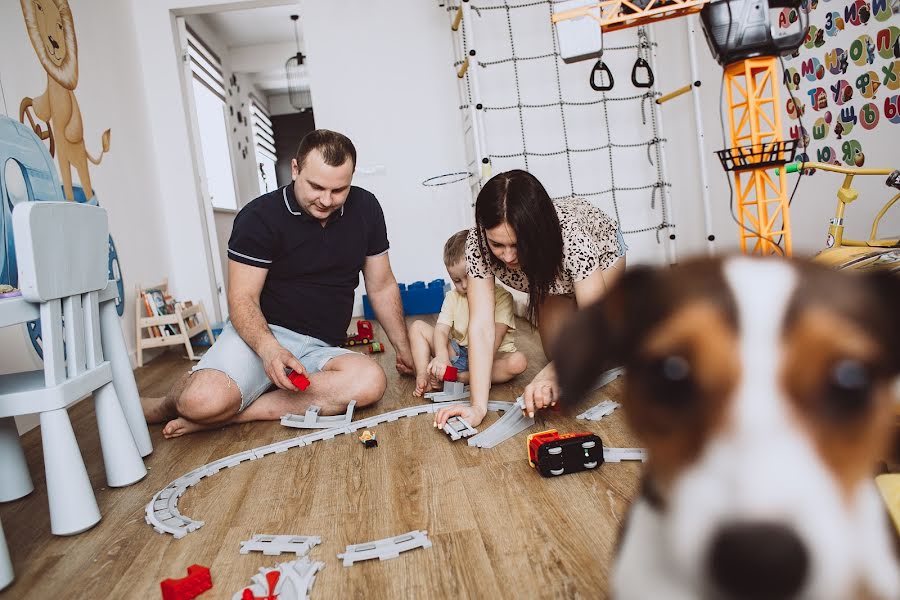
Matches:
[422,171,471,187]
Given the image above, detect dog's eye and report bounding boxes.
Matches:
[661,355,691,381]
[642,354,695,407]
[825,359,872,417]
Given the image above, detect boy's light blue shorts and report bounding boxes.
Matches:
[192,322,354,411]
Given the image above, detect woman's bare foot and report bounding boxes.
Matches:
[162,417,219,439]
[141,395,176,424]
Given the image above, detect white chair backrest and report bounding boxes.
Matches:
[12,202,108,302]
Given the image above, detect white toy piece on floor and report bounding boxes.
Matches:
[603,448,647,463]
[425,380,470,402]
[240,534,321,557]
[146,400,517,539]
[467,397,535,449]
[443,416,478,441]
[232,557,324,600]
[281,401,356,429]
[576,399,620,421]
[337,530,432,567]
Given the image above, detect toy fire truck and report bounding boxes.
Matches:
[527,429,604,477]
[345,320,375,346]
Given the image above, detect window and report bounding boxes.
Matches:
[187,26,238,211]
[250,97,277,193]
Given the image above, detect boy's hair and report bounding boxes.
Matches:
[443,230,470,267]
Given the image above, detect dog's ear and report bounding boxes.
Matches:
[555,265,657,406]
[865,268,900,372]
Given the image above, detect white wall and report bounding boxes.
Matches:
[1,0,175,431]
[298,0,473,312]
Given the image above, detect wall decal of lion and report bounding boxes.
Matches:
[19,0,110,201]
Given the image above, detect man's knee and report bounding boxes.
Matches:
[352,360,387,407]
[175,373,241,422]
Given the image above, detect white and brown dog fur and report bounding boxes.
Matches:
[555,256,900,600]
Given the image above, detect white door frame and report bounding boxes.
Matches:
[174,16,229,321]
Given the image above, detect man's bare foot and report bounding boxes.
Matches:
[142,395,176,424]
[162,417,219,439]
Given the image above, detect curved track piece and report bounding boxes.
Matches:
[145,401,515,539]
[467,397,535,449]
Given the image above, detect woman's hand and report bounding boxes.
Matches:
[522,369,559,418]
[434,403,487,429]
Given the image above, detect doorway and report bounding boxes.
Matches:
[173,2,313,320]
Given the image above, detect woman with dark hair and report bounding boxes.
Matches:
[434,170,625,428]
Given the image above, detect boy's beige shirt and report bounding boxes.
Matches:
[437,286,517,352]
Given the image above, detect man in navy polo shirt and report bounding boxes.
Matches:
[143,130,414,437]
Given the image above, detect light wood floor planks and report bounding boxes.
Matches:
[0,317,642,599]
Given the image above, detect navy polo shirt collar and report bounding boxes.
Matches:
[282,184,345,224]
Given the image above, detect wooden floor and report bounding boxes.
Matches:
[0,317,642,599]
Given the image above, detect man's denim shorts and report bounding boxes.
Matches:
[449,339,469,372]
[192,321,354,411]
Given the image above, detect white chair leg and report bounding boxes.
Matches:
[40,409,100,535]
[100,300,153,457]
[94,381,147,488]
[0,417,33,503]
[0,518,12,591]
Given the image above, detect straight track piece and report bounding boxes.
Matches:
[603,447,647,463]
[239,534,322,557]
[576,399,621,421]
[443,416,478,441]
[337,530,432,567]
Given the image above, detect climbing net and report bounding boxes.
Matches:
[446,0,676,262]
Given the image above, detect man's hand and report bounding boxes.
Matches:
[395,346,415,376]
[259,340,307,391]
[434,403,487,429]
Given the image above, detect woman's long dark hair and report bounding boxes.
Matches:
[475,170,563,325]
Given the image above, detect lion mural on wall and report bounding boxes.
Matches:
[19,0,110,201]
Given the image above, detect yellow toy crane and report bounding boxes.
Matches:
[551,0,808,256]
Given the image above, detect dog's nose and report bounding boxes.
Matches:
[707,522,808,600]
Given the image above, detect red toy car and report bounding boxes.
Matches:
[527,429,604,477]
[345,320,375,346]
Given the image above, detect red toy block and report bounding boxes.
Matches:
[287,370,310,391]
[443,366,458,382]
[160,564,212,600]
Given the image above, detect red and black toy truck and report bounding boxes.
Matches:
[527,429,604,477]
[345,320,375,346]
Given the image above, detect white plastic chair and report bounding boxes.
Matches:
[0,202,146,537]
[0,518,11,591]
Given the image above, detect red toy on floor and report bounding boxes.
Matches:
[160,564,212,600]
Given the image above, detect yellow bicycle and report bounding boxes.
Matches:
[781,162,900,273]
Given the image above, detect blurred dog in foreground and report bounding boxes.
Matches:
[556,256,900,600]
